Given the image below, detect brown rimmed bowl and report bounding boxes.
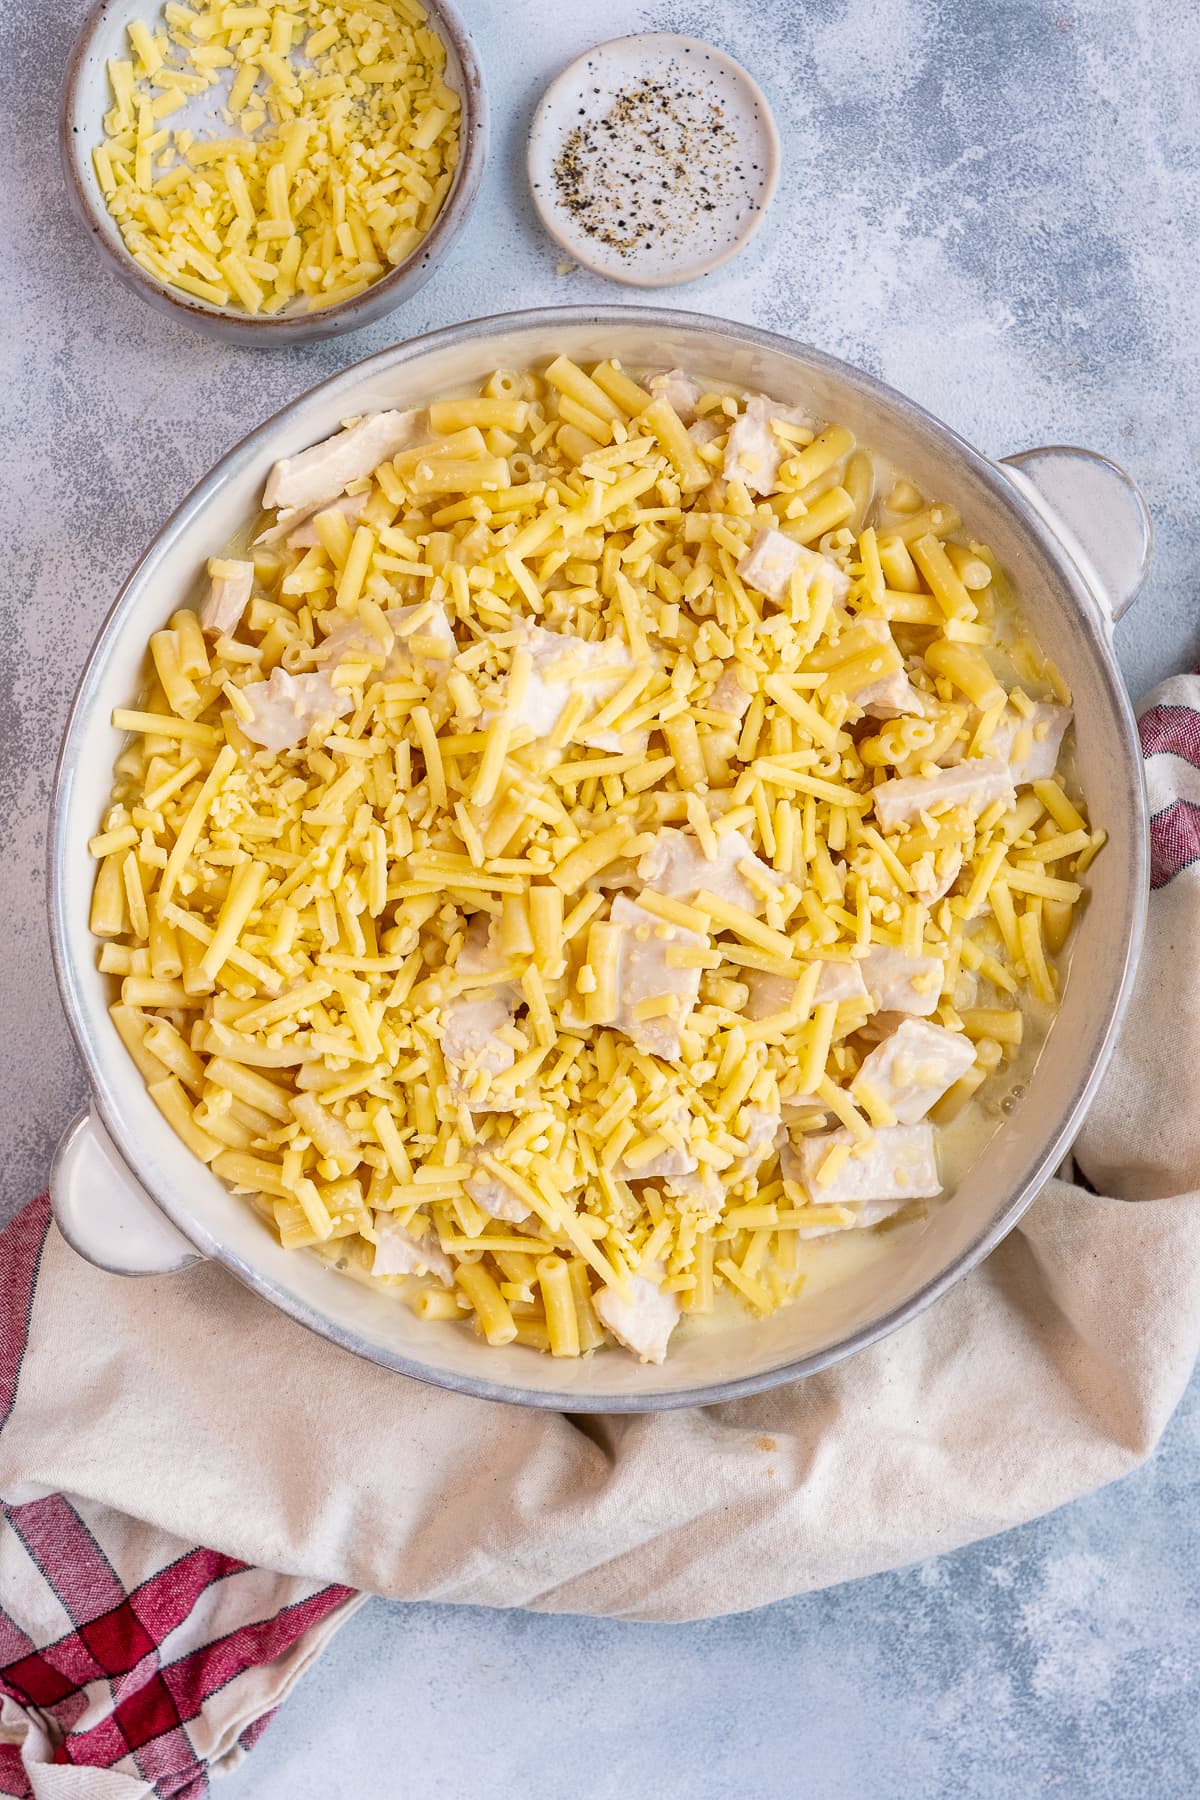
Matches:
[60,0,488,345]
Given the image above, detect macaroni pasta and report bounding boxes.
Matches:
[89,355,1100,1365]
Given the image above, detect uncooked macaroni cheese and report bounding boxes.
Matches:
[89,356,1101,1364]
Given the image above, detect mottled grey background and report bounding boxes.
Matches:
[3,0,1198,1793]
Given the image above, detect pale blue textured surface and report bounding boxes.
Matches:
[3,0,1199,1792]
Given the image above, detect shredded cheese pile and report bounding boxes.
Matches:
[89,355,1102,1365]
[93,0,460,314]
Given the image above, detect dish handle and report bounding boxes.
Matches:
[998,446,1152,627]
[50,1109,205,1277]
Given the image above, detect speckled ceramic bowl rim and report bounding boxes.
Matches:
[59,0,489,342]
[48,306,1147,1410]
[527,34,781,288]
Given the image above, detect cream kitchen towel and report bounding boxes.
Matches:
[2,676,1199,1628]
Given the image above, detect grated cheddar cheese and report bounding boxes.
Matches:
[89,357,1101,1366]
[94,0,461,315]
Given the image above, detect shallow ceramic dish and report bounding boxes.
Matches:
[60,0,488,345]
[49,306,1151,1410]
[527,34,780,286]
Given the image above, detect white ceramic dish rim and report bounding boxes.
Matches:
[527,34,781,288]
[48,305,1149,1410]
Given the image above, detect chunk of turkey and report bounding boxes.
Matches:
[723,396,814,495]
[737,525,851,605]
[744,968,796,1021]
[775,1138,863,1233]
[253,488,369,548]
[201,560,254,636]
[646,368,702,422]
[910,848,964,906]
[486,623,641,752]
[725,1105,784,1184]
[453,913,510,982]
[708,664,753,721]
[615,1138,698,1182]
[438,994,519,1110]
[794,1122,941,1207]
[815,959,871,1004]
[593,1266,680,1364]
[779,1091,831,1128]
[285,491,370,548]
[872,757,1015,833]
[851,1018,976,1124]
[857,667,930,721]
[240,668,352,751]
[608,894,705,1061]
[858,945,943,1016]
[663,1165,724,1215]
[688,415,725,448]
[315,598,456,681]
[263,409,422,513]
[744,958,867,1021]
[613,1095,698,1181]
[437,916,521,1111]
[821,616,927,720]
[637,826,781,917]
[464,1166,530,1224]
[987,701,1072,785]
[371,1215,453,1284]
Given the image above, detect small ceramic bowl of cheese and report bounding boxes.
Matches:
[60,0,488,344]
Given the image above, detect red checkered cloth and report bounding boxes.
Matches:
[1140,691,1200,887]
[0,1196,362,1798]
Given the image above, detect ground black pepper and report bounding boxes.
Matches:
[551,64,743,257]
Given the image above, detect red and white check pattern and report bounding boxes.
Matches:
[1140,679,1200,888]
[0,1195,357,1797]
[1,674,1196,1795]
